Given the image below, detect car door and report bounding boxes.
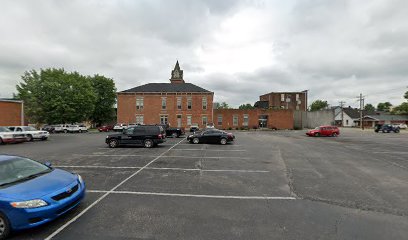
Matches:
[208,130,221,143]
[132,127,147,145]
[121,127,135,144]
[199,131,211,143]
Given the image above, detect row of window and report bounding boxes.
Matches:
[217,115,248,126]
[136,97,207,110]
[280,93,301,102]
[134,114,249,126]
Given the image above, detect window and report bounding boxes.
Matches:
[217,115,222,125]
[202,97,207,110]
[202,116,208,125]
[233,115,238,126]
[281,94,285,102]
[187,98,192,110]
[136,97,144,110]
[135,115,144,124]
[160,115,168,124]
[296,106,299,110]
[161,98,166,110]
[177,97,182,110]
[187,115,192,126]
[296,94,300,101]
[243,114,249,126]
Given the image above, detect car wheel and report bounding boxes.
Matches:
[171,132,178,138]
[193,138,199,144]
[394,129,400,133]
[108,139,118,148]
[331,133,338,137]
[0,212,11,240]
[27,135,33,142]
[79,129,82,133]
[64,129,68,133]
[220,138,227,145]
[314,133,320,137]
[41,137,48,141]
[144,139,153,148]
[0,138,3,145]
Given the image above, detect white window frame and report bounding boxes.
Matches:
[187,98,192,110]
[177,97,182,110]
[233,115,238,126]
[217,115,222,125]
[281,94,285,102]
[161,97,166,110]
[136,97,144,110]
[135,115,144,124]
[187,115,192,126]
[202,97,207,110]
[202,116,208,125]
[160,115,168,124]
[243,114,249,126]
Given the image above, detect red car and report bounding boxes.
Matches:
[98,125,113,132]
[306,126,340,137]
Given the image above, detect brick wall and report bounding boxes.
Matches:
[213,109,294,130]
[259,91,307,111]
[0,101,23,126]
[117,92,214,128]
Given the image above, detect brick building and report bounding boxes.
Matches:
[258,90,308,111]
[214,109,294,130]
[117,62,214,128]
[0,99,24,126]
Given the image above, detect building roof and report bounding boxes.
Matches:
[120,83,212,93]
[0,98,23,103]
[342,108,378,119]
[363,115,408,121]
[254,101,269,109]
[260,90,308,96]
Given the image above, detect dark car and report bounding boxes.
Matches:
[166,127,185,138]
[376,124,400,133]
[41,125,55,133]
[105,125,166,148]
[98,125,113,132]
[187,129,235,145]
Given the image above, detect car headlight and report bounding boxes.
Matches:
[77,174,84,184]
[188,135,193,138]
[11,199,48,208]
[106,136,109,138]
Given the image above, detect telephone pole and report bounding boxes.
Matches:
[357,93,365,130]
[339,101,345,127]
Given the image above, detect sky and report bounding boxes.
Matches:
[0,0,407,108]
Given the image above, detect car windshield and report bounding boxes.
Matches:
[0,127,11,132]
[315,127,320,130]
[22,126,37,131]
[0,157,52,187]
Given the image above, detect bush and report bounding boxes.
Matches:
[228,127,232,130]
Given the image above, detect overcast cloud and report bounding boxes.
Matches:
[1,0,407,108]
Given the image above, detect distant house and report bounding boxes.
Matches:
[359,115,408,128]
[334,107,386,127]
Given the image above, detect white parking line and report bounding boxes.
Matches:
[86,190,296,200]
[372,151,408,154]
[73,154,253,160]
[55,165,270,173]
[171,149,246,152]
[45,138,186,240]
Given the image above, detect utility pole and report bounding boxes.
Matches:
[357,93,365,130]
[339,101,345,127]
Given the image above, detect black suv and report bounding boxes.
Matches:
[375,124,400,133]
[105,125,166,148]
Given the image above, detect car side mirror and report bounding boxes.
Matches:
[45,162,52,167]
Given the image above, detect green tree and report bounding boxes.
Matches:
[238,103,254,110]
[89,75,117,125]
[214,102,230,109]
[377,102,392,112]
[392,102,408,114]
[16,68,96,124]
[404,91,408,100]
[310,100,328,111]
[364,103,375,112]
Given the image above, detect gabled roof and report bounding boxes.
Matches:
[120,83,212,93]
[342,108,378,119]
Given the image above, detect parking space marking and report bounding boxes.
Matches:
[45,138,186,240]
[372,151,408,154]
[74,154,253,160]
[86,190,297,200]
[55,165,270,173]
[170,149,246,152]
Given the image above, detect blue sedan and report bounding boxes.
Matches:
[0,155,85,239]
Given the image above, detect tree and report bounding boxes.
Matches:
[404,91,408,100]
[310,100,328,111]
[16,68,96,124]
[377,102,392,112]
[392,102,408,114]
[89,75,117,125]
[214,102,230,109]
[364,104,375,112]
[238,103,255,110]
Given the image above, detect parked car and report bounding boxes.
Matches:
[394,123,407,129]
[189,124,199,132]
[7,126,50,141]
[78,124,88,133]
[53,124,70,133]
[98,125,113,132]
[106,125,166,148]
[206,123,215,129]
[166,127,185,138]
[187,129,235,145]
[113,123,128,132]
[41,125,55,133]
[0,155,85,239]
[306,126,340,137]
[376,124,400,133]
[0,127,26,145]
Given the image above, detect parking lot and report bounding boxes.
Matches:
[1,129,408,240]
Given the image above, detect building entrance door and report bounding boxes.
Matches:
[258,115,268,128]
[177,115,182,128]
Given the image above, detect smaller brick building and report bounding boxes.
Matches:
[213,109,294,130]
[0,99,24,126]
[259,90,308,111]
